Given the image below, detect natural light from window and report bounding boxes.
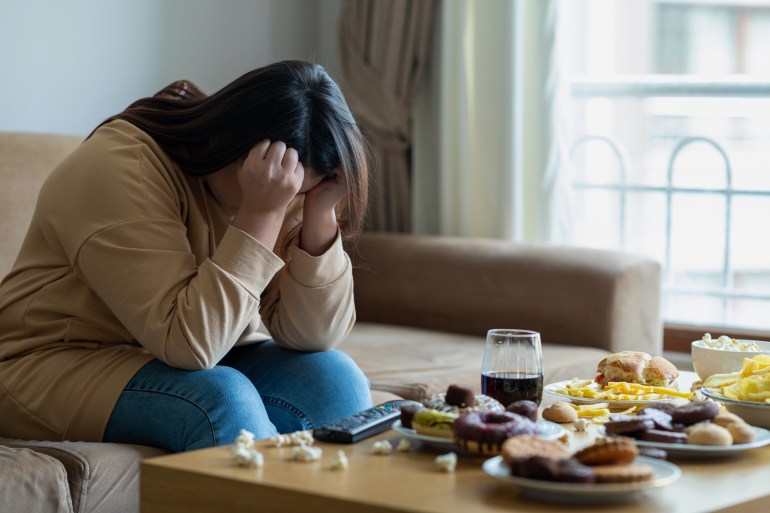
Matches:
[562,0,770,331]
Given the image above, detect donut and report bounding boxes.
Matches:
[506,400,539,422]
[541,403,578,424]
[399,403,424,429]
[604,415,655,435]
[501,435,572,463]
[445,384,476,408]
[452,411,539,455]
[423,392,503,415]
[411,409,458,438]
[670,401,720,426]
[574,437,638,466]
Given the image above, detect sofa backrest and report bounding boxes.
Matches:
[0,132,83,277]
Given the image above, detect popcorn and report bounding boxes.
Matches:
[231,445,264,468]
[701,333,759,352]
[396,438,412,452]
[434,452,457,472]
[573,418,589,432]
[231,429,264,467]
[330,450,349,470]
[291,444,323,462]
[235,428,255,448]
[371,440,393,455]
[271,430,314,447]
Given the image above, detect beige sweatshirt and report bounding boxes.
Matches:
[0,120,355,441]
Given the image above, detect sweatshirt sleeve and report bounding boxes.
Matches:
[77,221,285,370]
[259,230,356,352]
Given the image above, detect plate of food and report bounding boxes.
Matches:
[601,399,770,457]
[700,354,770,428]
[483,455,680,504]
[391,418,567,452]
[545,351,692,408]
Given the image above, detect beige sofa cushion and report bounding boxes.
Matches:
[343,322,609,402]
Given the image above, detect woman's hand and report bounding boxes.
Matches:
[233,140,304,250]
[300,169,346,256]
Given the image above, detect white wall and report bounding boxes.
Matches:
[0,0,342,136]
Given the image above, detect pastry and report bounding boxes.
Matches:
[604,415,655,435]
[501,434,571,463]
[712,413,745,429]
[399,403,424,429]
[452,411,538,455]
[506,400,538,422]
[727,422,756,444]
[541,402,578,424]
[574,437,638,466]
[411,409,458,438]
[639,429,687,444]
[445,384,476,408]
[591,463,655,483]
[422,391,504,415]
[685,422,733,445]
[671,401,720,427]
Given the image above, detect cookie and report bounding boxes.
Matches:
[501,435,571,463]
[592,463,655,483]
[639,429,687,444]
[671,401,720,426]
[727,422,756,444]
[712,413,745,429]
[638,447,668,460]
[555,458,596,483]
[604,415,655,435]
[541,402,578,424]
[639,407,674,431]
[574,437,638,466]
[686,422,733,446]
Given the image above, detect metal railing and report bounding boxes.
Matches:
[569,75,770,325]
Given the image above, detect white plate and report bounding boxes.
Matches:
[545,380,677,408]
[607,426,770,458]
[391,419,566,453]
[701,388,770,429]
[482,455,681,505]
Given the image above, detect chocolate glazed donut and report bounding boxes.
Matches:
[452,411,538,455]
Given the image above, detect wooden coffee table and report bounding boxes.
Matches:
[142,372,770,513]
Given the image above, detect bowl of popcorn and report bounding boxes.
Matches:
[692,333,770,381]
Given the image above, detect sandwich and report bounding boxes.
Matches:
[595,351,679,388]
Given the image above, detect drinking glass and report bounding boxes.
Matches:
[481,329,544,407]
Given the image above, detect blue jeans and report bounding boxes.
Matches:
[103,341,371,452]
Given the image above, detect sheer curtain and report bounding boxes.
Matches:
[413,0,572,244]
[338,0,438,233]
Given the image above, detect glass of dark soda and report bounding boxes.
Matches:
[481,329,544,407]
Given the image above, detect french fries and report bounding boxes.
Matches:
[556,379,692,402]
[704,354,770,403]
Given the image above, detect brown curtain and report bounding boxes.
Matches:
[338,0,438,232]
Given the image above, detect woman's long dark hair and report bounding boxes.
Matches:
[96,60,369,245]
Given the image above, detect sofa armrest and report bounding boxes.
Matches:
[351,233,662,355]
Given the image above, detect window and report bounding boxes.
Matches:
[562,0,770,333]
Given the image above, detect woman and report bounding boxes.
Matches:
[0,61,373,452]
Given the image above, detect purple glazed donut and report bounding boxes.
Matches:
[452,411,538,455]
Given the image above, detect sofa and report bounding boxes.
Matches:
[0,131,662,513]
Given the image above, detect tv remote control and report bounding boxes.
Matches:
[313,399,420,443]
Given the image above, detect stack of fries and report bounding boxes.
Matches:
[555,378,692,402]
[704,354,770,403]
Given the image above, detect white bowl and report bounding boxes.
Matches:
[701,388,770,429]
[691,339,770,381]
